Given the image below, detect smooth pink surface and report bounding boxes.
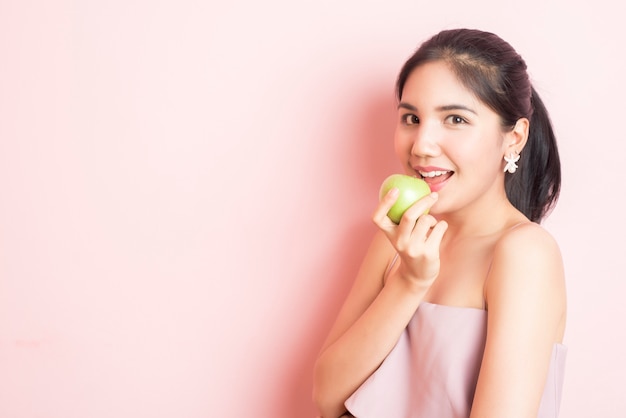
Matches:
[0,1,624,417]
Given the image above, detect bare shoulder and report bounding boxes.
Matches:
[486,222,566,316]
[497,222,561,254]
[493,222,563,275]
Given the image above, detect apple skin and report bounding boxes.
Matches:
[379,174,431,224]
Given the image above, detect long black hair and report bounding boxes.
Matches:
[396,29,561,223]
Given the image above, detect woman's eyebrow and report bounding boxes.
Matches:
[397,102,417,111]
[436,104,477,114]
[397,102,477,115]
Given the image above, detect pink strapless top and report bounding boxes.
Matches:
[345,302,567,418]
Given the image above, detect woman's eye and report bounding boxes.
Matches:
[402,114,420,125]
[446,115,467,125]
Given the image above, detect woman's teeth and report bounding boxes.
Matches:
[419,170,450,178]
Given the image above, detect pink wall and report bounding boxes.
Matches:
[1,1,624,416]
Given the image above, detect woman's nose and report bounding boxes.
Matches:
[410,124,441,158]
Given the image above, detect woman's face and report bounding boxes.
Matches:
[394,60,509,217]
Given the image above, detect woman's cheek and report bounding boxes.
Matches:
[394,133,411,159]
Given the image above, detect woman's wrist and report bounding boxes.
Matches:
[390,269,433,297]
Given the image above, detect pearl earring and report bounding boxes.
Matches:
[503,153,520,174]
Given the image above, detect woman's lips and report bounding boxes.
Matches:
[418,170,453,192]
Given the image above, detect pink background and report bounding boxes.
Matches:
[1,0,624,417]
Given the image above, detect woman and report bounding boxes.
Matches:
[313,29,566,418]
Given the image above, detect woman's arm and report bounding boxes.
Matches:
[312,230,425,417]
[470,223,566,418]
[313,191,447,418]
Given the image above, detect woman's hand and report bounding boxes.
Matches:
[372,188,448,287]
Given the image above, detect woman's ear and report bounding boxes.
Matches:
[504,117,529,155]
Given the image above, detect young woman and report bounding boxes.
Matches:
[313,29,566,418]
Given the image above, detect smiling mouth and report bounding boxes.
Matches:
[418,170,454,184]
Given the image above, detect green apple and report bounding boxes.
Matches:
[379,174,431,224]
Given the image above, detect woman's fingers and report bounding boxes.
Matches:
[426,220,448,248]
[373,190,439,230]
[401,192,438,223]
[372,187,400,229]
[394,193,439,239]
[372,189,447,285]
[411,214,438,242]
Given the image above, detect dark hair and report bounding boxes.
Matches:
[396,29,561,223]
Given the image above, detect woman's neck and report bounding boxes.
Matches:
[436,195,527,240]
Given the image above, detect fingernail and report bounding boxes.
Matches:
[430,192,439,199]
